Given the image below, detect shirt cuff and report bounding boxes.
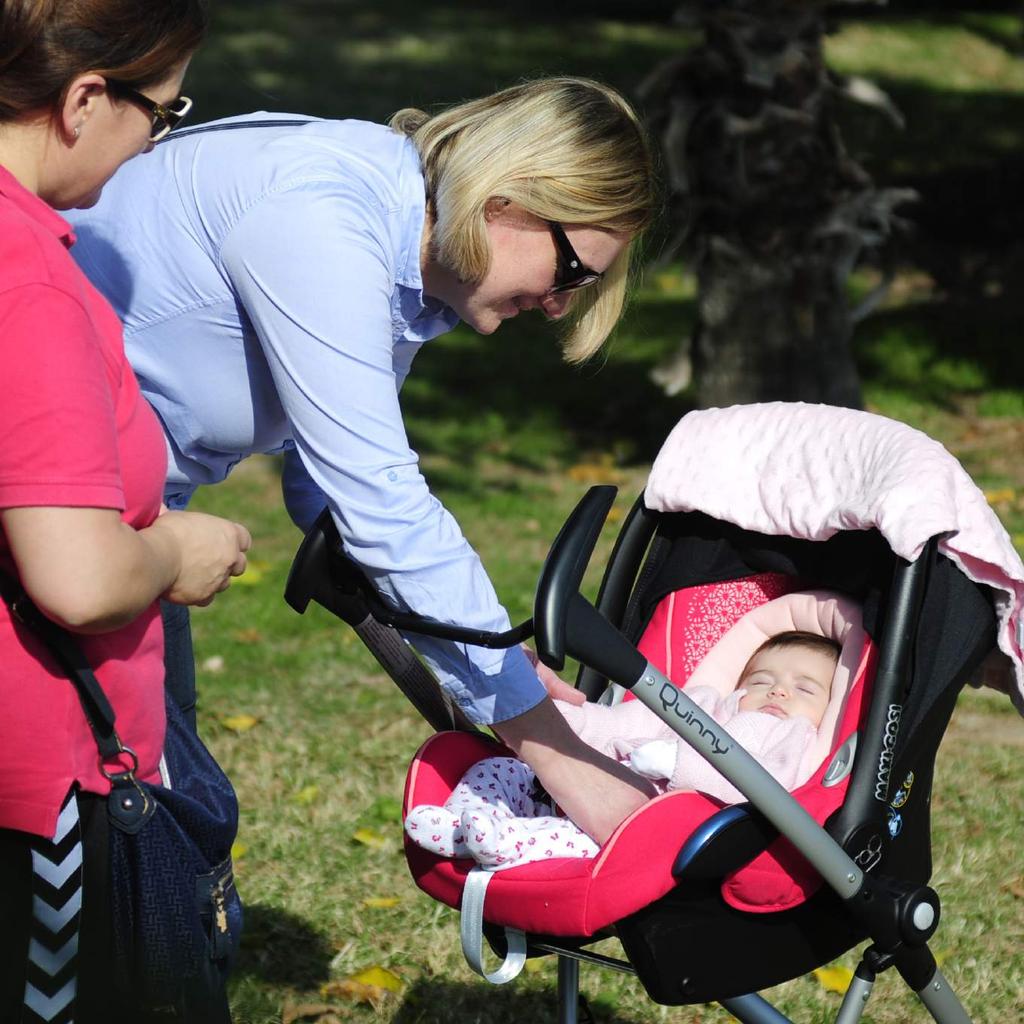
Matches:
[403,633,546,726]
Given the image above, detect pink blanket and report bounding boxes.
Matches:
[645,403,1024,714]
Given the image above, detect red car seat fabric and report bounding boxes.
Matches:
[402,581,876,935]
[636,572,799,688]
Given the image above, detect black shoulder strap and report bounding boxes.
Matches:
[0,571,123,761]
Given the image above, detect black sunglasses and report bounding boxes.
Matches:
[106,79,193,142]
[547,221,604,294]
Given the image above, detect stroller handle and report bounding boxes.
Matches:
[535,485,628,671]
[285,507,534,649]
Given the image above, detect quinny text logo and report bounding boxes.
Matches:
[874,704,902,800]
[658,683,732,755]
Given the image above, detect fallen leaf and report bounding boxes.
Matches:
[567,462,623,485]
[984,487,1016,505]
[232,628,263,644]
[321,980,373,1004]
[220,713,260,733]
[230,841,247,861]
[813,964,853,994]
[322,966,402,1006]
[351,965,402,992]
[351,827,387,849]
[362,896,400,909]
[282,1003,334,1024]
[1002,877,1024,900]
[653,269,685,293]
[233,559,270,586]
[294,785,319,805]
[201,655,225,673]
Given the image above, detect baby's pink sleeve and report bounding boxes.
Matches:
[555,697,674,758]
[668,710,815,801]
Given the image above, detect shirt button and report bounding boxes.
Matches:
[387,470,398,482]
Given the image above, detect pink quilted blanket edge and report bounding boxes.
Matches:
[644,402,1024,715]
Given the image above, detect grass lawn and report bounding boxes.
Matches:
[174,6,1024,1022]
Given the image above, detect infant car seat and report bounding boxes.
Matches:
[286,403,1019,1024]
[404,582,874,933]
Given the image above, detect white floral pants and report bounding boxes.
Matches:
[405,756,599,871]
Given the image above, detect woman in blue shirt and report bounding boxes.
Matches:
[69,77,659,842]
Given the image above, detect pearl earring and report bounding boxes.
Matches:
[73,126,81,138]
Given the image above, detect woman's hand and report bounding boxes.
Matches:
[493,697,655,844]
[2,505,249,633]
[147,509,251,606]
[521,644,586,706]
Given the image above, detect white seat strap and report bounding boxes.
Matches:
[460,867,528,984]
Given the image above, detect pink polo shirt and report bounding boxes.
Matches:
[0,164,167,838]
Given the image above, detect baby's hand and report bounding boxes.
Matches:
[627,740,677,781]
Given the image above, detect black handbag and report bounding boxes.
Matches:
[0,576,242,1021]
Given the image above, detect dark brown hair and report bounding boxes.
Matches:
[0,0,207,122]
[753,630,841,662]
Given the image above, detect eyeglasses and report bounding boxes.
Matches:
[547,221,604,294]
[105,79,193,142]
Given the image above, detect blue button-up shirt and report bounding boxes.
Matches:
[68,112,544,724]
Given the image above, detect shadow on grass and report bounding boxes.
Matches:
[233,902,334,988]
[190,1,692,125]
[399,296,696,496]
[958,11,1024,58]
[838,77,1024,181]
[392,976,646,1024]
[856,293,1024,411]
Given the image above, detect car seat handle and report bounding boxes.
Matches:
[534,485,618,670]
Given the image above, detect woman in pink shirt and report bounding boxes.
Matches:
[0,2,251,1019]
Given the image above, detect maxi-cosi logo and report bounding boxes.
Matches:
[874,704,902,800]
[655,681,731,755]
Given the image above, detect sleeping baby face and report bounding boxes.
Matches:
[736,643,836,728]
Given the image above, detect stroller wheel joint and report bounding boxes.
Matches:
[850,875,941,952]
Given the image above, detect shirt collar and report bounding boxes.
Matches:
[403,292,461,343]
[391,139,459,341]
[0,163,76,248]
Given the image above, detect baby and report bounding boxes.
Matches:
[405,631,839,870]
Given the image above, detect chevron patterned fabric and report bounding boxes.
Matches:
[23,793,82,1024]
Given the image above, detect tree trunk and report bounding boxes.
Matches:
[642,0,910,409]
[694,242,863,407]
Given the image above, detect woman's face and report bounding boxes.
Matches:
[53,58,191,210]
[431,202,630,335]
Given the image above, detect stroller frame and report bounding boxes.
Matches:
[286,484,996,1024]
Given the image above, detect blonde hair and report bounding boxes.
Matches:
[391,77,657,362]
